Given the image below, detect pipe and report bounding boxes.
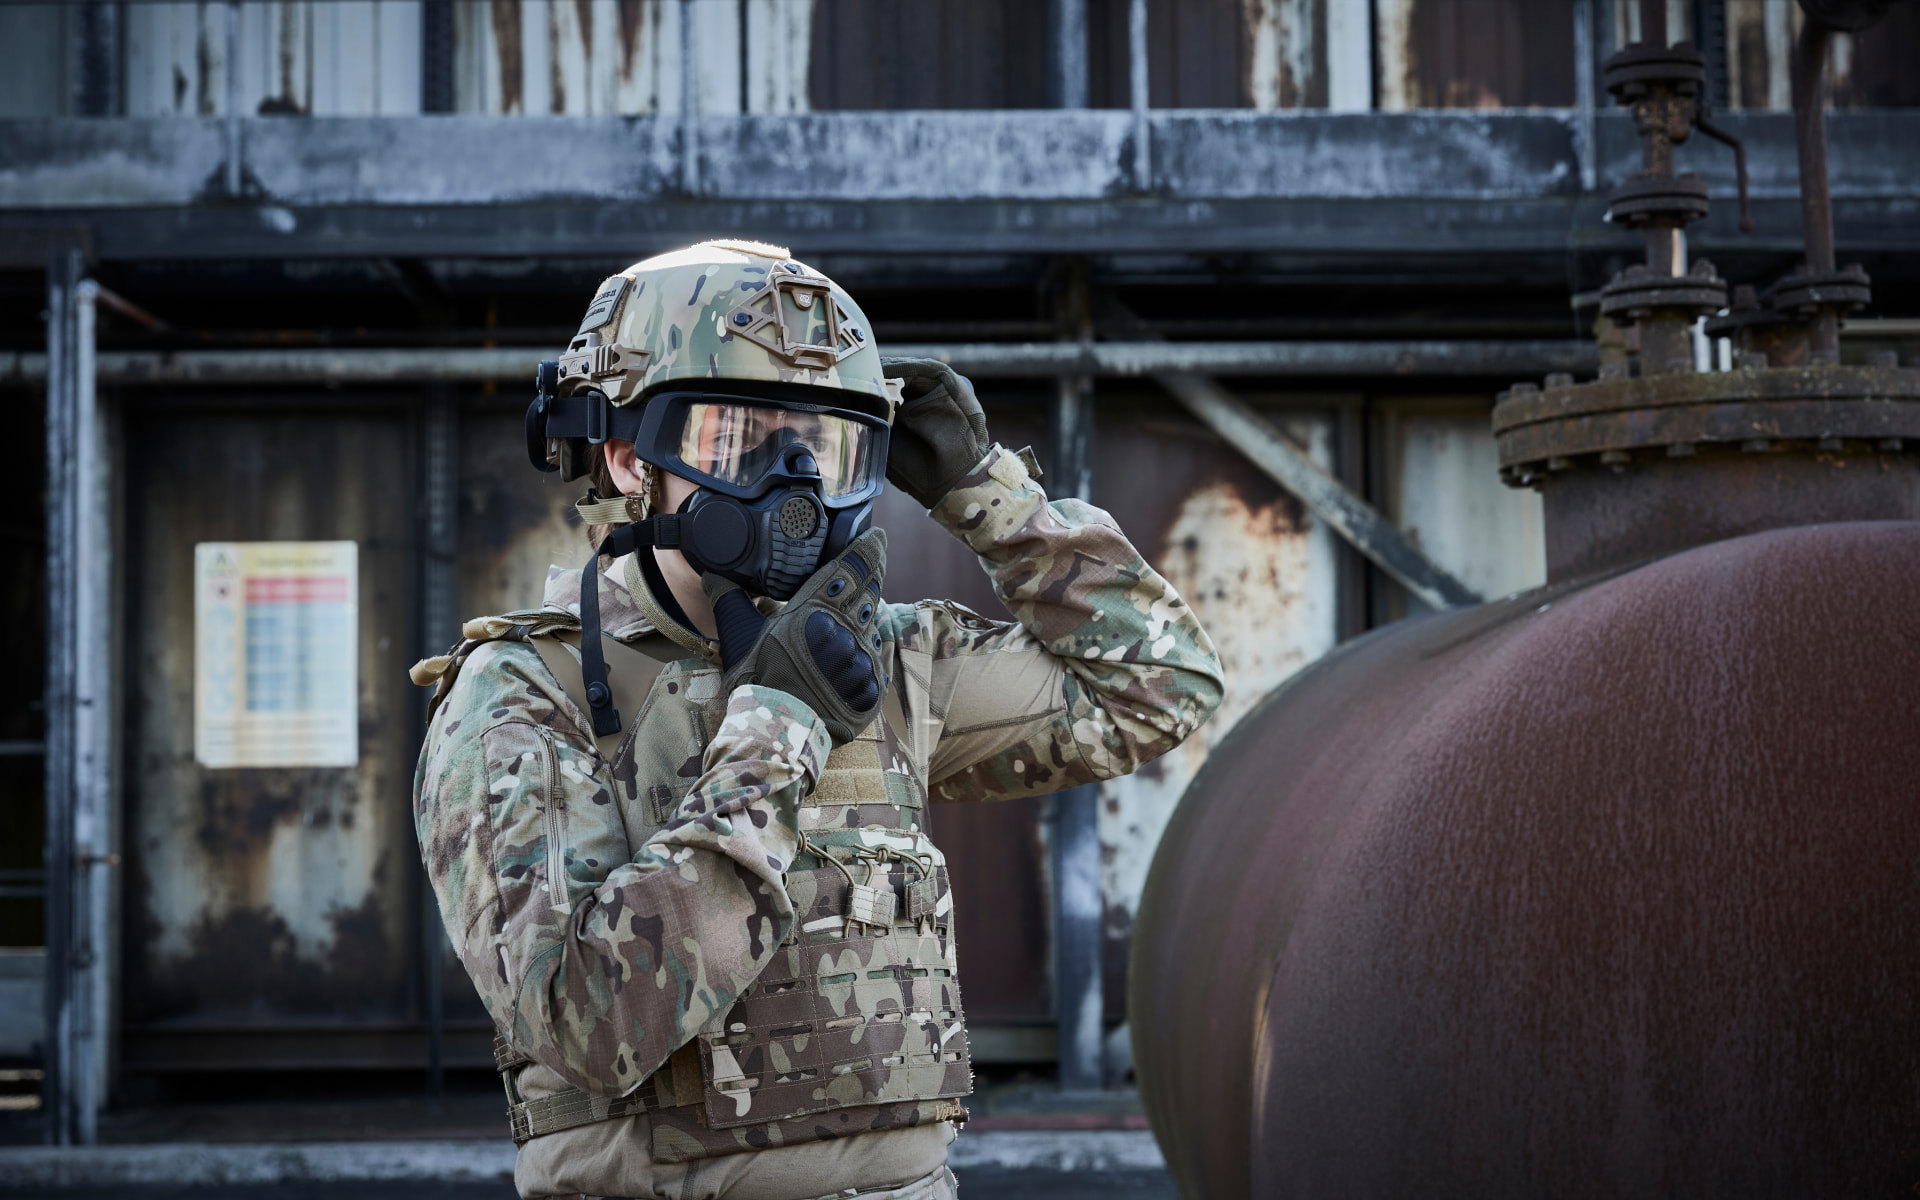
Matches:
[1791,17,1835,276]
[0,341,1600,387]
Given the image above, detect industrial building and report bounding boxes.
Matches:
[2,0,1917,1151]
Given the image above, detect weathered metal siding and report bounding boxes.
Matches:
[1091,0,1331,109]
[451,0,786,114]
[124,1,422,117]
[1088,401,1342,1037]
[808,0,1047,110]
[121,403,420,1070]
[1726,0,1796,109]
[1376,0,1575,110]
[1379,398,1545,613]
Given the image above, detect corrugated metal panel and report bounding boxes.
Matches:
[745,0,813,113]
[451,0,760,115]
[125,1,422,117]
[1246,0,1326,109]
[1726,0,1796,110]
[1376,0,1574,110]
[809,0,1047,110]
[1092,0,1323,109]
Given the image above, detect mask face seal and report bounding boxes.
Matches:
[673,437,843,601]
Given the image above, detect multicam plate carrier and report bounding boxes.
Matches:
[433,607,973,1153]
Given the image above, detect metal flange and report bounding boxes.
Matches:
[1492,363,1920,484]
[1772,264,1873,314]
[1605,174,1712,228]
[1598,261,1729,320]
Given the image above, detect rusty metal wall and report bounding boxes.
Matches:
[1376,0,1575,110]
[449,0,783,114]
[101,374,1563,1073]
[808,0,1047,110]
[120,400,422,1071]
[1089,0,1332,109]
[124,1,423,117]
[1086,398,1342,1038]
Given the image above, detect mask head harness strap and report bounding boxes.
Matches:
[577,516,684,738]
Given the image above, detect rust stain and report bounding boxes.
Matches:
[617,0,645,87]
[261,5,306,115]
[135,895,400,1023]
[492,0,525,114]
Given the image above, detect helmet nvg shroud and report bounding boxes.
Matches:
[525,240,902,739]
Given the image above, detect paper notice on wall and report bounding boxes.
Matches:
[195,541,359,768]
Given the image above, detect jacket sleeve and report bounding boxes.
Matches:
[413,641,829,1097]
[896,444,1225,802]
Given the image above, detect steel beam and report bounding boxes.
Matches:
[1,110,1916,261]
[1167,376,1482,609]
[1047,262,1103,1093]
[0,341,1600,387]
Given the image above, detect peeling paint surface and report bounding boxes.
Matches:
[1083,412,1339,1023]
[452,0,788,114]
[124,410,417,1033]
[125,1,422,118]
[1387,406,1545,603]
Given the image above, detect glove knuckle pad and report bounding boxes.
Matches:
[803,610,879,712]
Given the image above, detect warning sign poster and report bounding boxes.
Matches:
[195,541,359,768]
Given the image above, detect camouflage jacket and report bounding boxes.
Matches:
[411,444,1223,1169]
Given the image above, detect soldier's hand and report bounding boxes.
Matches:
[701,528,889,745]
[880,358,993,509]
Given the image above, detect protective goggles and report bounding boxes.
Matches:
[529,375,890,504]
[639,391,887,503]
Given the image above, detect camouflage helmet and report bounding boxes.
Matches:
[538,239,898,480]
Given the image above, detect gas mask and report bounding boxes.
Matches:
[528,371,891,736]
[652,396,884,601]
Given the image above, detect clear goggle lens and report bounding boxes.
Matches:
[676,402,876,499]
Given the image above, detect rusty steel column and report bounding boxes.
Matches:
[419,391,458,1101]
[1048,261,1102,1091]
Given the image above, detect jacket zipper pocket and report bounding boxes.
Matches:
[539,729,572,915]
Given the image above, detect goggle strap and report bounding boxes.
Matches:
[543,388,647,446]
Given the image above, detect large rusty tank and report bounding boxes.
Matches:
[1129,3,1920,1195]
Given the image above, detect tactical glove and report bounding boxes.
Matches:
[880,358,993,509]
[702,528,890,745]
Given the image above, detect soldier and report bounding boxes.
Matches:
[411,240,1223,1199]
